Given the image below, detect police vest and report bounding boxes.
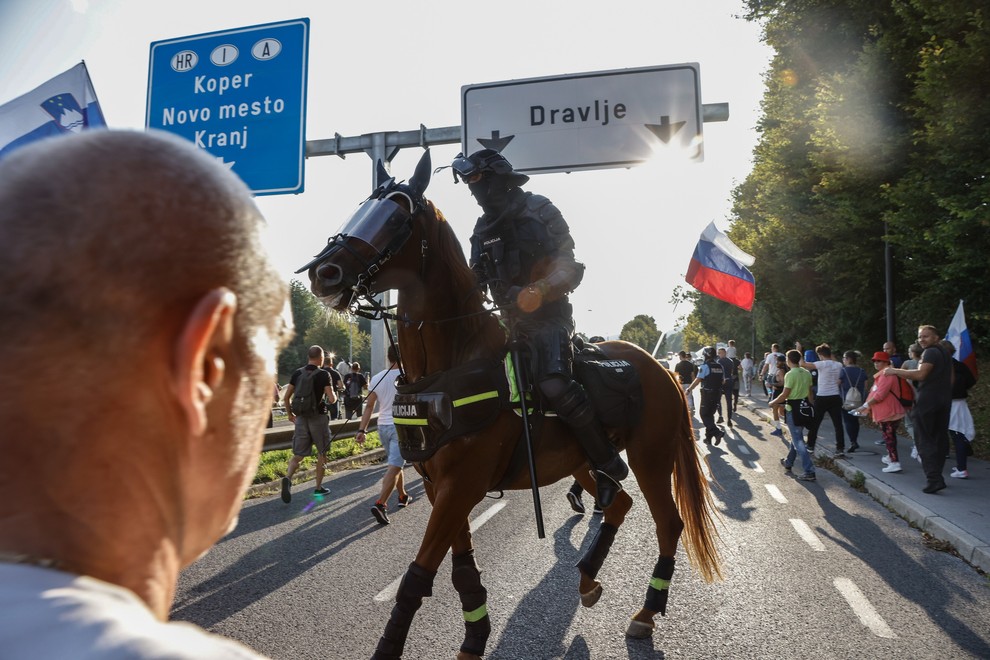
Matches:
[703,361,725,392]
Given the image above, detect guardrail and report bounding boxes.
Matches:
[262,414,378,452]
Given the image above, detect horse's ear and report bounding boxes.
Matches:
[408,149,432,198]
[376,158,390,186]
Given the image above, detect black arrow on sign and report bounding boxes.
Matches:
[645,116,686,143]
[477,130,514,152]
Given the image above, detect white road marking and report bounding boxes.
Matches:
[833,577,897,638]
[746,460,765,473]
[765,484,788,503]
[374,502,507,602]
[789,518,825,551]
[737,444,752,455]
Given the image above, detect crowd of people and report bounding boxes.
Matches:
[709,327,978,495]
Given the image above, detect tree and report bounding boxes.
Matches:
[619,314,661,355]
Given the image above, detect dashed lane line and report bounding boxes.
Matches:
[834,577,897,638]
[745,460,764,473]
[789,518,825,551]
[373,502,507,603]
[765,484,788,504]
[737,444,752,455]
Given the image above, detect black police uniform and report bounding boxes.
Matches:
[699,357,726,443]
[460,150,627,507]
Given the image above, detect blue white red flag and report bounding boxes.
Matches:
[685,221,756,311]
[946,299,978,380]
[0,62,106,160]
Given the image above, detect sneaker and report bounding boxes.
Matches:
[592,502,604,515]
[566,491,586,514]
[780,458,792,473]
[848,443,860,453]
[834,452,846,459]
[874,439,885,446]
[770,428,783,437]
[371,502,390,525]
[714,432,723,447]
[911,446,920,462]
[806,443,816,452]
[727,419,734,428]
[797,473,817,482]
[950,468,969,479]
[881,456,892,465]
[313,486,330,496]
[717,416,724,424]
[398,494,413,507]
[280,477,292,503]
[882,462,902,473]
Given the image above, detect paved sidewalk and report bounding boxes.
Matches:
[739,394,989,573]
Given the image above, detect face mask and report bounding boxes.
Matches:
[469,176,512,214]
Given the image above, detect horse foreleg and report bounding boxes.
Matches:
[451,548,490,659]
[573,469,632,607]
[372,562,437,660]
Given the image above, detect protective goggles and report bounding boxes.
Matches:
[451,154,484,184]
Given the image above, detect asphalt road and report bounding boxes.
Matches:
[173,404,990,659]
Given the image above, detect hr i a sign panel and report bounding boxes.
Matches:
[146,18,309,195]
[461,63,703,174]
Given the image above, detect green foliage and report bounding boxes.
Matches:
[253,431,383,484]
[276,279,371,380]
[619,314,661,355]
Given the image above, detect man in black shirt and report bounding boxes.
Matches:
[342,362,368,421]
[674,351,698,413]
[322,351,344,420]
[282,346,337,503]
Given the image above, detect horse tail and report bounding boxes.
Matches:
[671,389,723,582]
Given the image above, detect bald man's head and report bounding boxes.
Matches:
[0,130,285,365]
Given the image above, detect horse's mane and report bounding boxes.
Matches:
[420,199,505,358]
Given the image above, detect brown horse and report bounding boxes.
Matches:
[301,150,721,659]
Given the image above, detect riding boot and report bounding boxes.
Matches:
[551,380,628,509]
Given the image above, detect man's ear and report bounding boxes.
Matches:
[172,288,238,436]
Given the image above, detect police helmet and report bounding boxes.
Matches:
[702,346,717,361]
[451,149,529,186]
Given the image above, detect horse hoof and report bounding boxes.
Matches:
[580,582,603,608]
[626,619,655,638]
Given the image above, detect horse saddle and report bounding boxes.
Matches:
[392,342,643,463]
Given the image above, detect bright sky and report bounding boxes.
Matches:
[0,0,772,339]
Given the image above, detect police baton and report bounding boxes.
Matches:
[509,340,545,539]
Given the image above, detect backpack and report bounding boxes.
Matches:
[842,369,864,410]
[290,367,322,416]
[895,376,914,408]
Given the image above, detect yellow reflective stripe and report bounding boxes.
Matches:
[453,390,498,407]
[463,604,488,622]
[393,418,429,426]
[650,577,671,591]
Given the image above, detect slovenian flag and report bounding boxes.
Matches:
[685,221,756,311]
[0,62,106,160]
[946,299,978,380]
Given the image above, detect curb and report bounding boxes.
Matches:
[245,448,386,500]
[741,398,987,573]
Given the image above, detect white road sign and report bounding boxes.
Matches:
[461,63,703,173]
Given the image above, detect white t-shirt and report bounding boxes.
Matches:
[0,563,267,659]
[368,367,402,425]
[764,352,783,376]
[808,359,843,396]
[740,357,755,376]
[726,346,737,359]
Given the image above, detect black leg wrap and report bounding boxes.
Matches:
[372,562,436,660]
[576,523,618,580]
[452,550,490,658]
[643,556,676,616]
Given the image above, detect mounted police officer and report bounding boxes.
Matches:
[687,346,726,445]
[451,148,628,508]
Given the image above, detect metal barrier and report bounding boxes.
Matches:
[262,414,378,452]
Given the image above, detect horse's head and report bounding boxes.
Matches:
[297,150,433,310]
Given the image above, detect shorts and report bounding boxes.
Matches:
[292,414,331,456]
[379,424,403,468]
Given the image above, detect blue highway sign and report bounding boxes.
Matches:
[147,18,309,195]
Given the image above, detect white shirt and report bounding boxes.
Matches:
[368,367,402,425]
[807,359,843,396]
[0,564,267,659]
[741,357,754,376]
[726,346,737,359]
[764,352,783,375]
